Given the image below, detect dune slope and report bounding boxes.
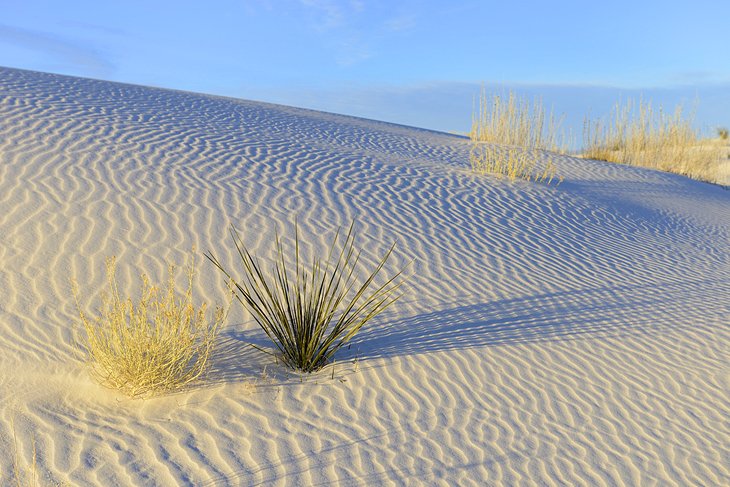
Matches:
[1,67,728,486]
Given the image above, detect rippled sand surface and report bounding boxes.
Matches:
[1,67,728,486]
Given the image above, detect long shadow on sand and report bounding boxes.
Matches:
[204,277,727,383]
[350,277,728,361]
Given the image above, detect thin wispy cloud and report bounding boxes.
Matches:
[59,20,126,37]
[295,1,417,66]
[384,13,417,33]
[0,24,113,75]
[299,0,349,30]
[334,36,373,66]
[671,70,728,84]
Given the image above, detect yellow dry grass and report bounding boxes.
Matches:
[469,144,560,185]
[470,87,566,150]
[5,418,69,487]
[11,422,38,487]
[582,99,725,184]
[469,88,565,184]
[73,254,225,398]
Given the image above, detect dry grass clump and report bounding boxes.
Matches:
[469,88,564,184]
[469,144,559,184]
[470,87,566,150]
[73,255,224,397]
[582,99,725,183]
[206,224,405,373]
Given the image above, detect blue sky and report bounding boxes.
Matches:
[2,0,729,138]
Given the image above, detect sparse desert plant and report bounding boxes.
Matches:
[470,144,560,184]
[206,223,405,373]
[72,254,225,397]
[470,87,566,151]
[582,98,724,183]
[469,88,565,184]
[718,127,729,140]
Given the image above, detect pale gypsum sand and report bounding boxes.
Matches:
[0,67,728,486]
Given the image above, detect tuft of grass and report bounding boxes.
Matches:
[72,254,225,398]
[470,87,566,150]
[469,88,565,184]
[469,144,561,185]
[582,98,725,183]
[718,127,729,140]
[206,223,405,373]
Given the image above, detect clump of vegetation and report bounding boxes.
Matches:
[206,224,405,373]
[582,99,724,183]
[470,88,566,150]
[469,144,559,185]
[73,255,224,397]
[469,88,565,184]
[718,127,729,140]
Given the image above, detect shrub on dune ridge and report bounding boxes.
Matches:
[206,223,405,373]
[581,98,725,183]
[469,144,559,185]
[470,87,566,150]
[72,254,224,398]
[469,88,565,184]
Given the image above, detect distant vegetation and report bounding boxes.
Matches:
[582,99,726,184]
[469,88,566,150]
[469,144,560,185]
[469,88,564,184]
[469,88,727,185]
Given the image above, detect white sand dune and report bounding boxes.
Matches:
[1,66,728,486]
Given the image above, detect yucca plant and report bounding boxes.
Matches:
[72,255,225,397]
[206,223,405,373]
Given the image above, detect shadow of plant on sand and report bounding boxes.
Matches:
[349,277,727,361]
[204,277,727,383]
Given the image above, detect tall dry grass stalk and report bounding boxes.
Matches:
[6,419,68,487]
[469,88,565,184]
[470,87,566,151]
[206,223,405,373]
[10,419,38,487]
[73,255,225,397]
[582,98,724,183]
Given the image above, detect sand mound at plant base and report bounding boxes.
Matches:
[1,67,728,486]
